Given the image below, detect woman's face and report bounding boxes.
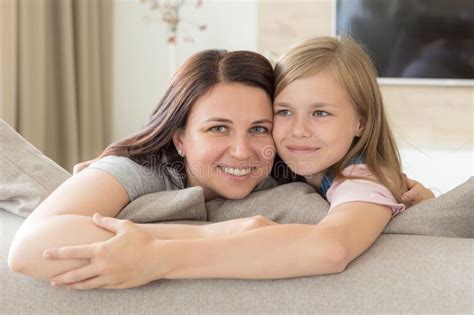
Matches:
[173,82,275,200]
[272,71,364,186]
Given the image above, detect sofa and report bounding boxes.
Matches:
[1,119,473,314]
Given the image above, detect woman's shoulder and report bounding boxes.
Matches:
[88,155,183,201]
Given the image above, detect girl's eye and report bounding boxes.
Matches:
[209,126,229,133]
[275,109,291,117]
[313,110,330,117]
[250,126,270,134]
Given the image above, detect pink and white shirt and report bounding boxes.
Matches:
[326,164,406,217]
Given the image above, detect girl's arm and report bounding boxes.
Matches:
[137,215,276,239]
[43,201,390,289]
[160,202,391,280]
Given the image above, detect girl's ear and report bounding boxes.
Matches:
[355,118,366,137]
[172,128,185,157]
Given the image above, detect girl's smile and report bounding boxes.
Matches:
[273,70,364,186]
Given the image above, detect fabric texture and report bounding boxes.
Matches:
[118,177,474,239]
[0,0,113,171]
[0,120,71,217]
[88,155,183,202]
[1,209,472,314]
[326,164,406,217]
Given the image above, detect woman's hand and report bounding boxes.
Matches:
[73,158,98,174]
[401,176,435,207]
[43,213,165,290]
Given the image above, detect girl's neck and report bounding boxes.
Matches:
[303,172,325,189]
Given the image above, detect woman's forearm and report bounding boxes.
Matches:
[156,223,348,280]
[8,215,114,281]
[8,214,273,281]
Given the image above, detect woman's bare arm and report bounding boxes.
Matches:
[8,166,274,280]
[8,168,130,277]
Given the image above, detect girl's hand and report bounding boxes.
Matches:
[73,158,98,174]
[43,213,164,290]
[401,176,435,207]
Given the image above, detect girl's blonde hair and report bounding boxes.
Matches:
[274,36,407,202]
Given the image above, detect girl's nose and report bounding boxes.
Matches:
[291,116,312,138]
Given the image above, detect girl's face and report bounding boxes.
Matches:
[173,82,275,200]
[272,71,364,186]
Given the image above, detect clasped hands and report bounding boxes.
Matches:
[43,213,165,290]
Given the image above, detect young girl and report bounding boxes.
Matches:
[10,38,432,289]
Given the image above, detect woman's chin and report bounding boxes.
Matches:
[219,187,253,200]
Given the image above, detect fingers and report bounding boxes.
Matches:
[404,176,418,189]
[73,163,84,175]
[401,189,419,205]
[92,213,131,234]
[66,276,109,290]
[72,158,98,175]
[51,263,100,287]
[44,244,95,260]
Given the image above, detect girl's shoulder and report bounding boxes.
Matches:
[326,164,406,217]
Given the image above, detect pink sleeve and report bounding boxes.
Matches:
[326,164,406,217]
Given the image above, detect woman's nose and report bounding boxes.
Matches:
[229,135,253,160]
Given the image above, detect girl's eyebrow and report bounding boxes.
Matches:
[274,102,334,108]
[273,102,291,108]
[309,102,335,108]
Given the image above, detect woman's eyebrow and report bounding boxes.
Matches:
[202,118,233,124]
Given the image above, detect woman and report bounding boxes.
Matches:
[9,40,432,289]
[8,49,282,281]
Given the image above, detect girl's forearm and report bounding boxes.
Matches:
[136,216,270,240]
[136,223,206,239]
[156,223,347,280]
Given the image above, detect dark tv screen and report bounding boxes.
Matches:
[335,0,474,80]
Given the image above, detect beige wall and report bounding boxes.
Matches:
[257,0,473,151]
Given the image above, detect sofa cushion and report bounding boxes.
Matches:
[118,178,474,238]
[1,209,472,314]
[0,120,71,217]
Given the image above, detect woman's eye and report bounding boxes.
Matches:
[313,110,330,117]
[250,126,269,134]
[275,109,291,117]
[209,126,228,133]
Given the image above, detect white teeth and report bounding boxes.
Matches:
[221,167,253,176]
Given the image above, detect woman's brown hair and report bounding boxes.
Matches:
[273,36,407,202]
[98,50,274,185]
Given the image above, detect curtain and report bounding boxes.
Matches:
[0,0,113,171]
